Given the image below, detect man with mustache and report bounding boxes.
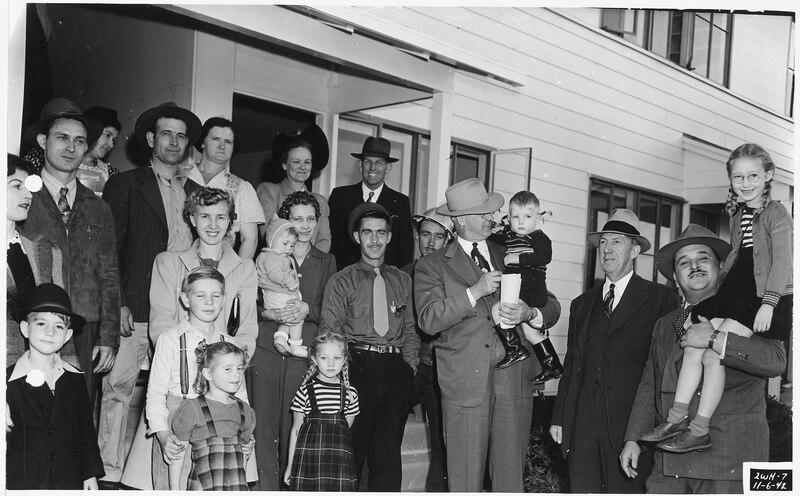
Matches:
[320,202,420,491]
[21,98,120,404]
[550,208,678,493]
[621,225,787,493]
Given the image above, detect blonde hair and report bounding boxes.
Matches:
[724,143,774,217]
[299,331,352,402]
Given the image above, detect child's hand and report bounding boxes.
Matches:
[504,253,520,266]
[84,477,99,490]
[242,438,255,458]
[753,305,774,333]
[283,465,292,486]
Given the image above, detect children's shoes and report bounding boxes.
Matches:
[639,416,689,443]
[273,331,292,356]
[288,339,308,359]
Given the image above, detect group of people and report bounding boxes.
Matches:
[5,95,791,494]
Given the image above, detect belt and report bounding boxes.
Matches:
[351,343,402,354]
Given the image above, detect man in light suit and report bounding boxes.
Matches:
[328,136,414,270]
[621,224,787,493]
[550,209,678,493]
[414,178,561,492]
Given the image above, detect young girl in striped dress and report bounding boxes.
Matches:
[284,331,360,491]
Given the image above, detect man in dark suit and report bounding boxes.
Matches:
[328,136,413,270]
[550,208,678,493]
[621,225,787,493]
[96,102,202,486]
[415,179,561,492]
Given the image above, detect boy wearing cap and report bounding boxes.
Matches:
[6,283,105,489]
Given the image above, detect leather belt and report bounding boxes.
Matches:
[351,343,402,354]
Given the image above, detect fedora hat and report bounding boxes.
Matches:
[134,102,202,147]
[655,224,732,282]
[13,283,86,328]
[272,123,330,172]
[351,136,398,163]
[412,206,455,241]
[24,98,102,146]
[348,202,392,238]
[435,178,504,217]
[587,208,652,253]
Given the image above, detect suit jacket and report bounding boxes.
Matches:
[6,366,104,488]
[551,274,678,458]
[103,166,201,323]
[21,180,120,347]
[414,238,561,407]
[328,182,414,270]
[625,310,786,481]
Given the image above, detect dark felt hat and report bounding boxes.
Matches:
[84,106,122,132]
[655,224,732,282]
[348,202,392,238]
[13,283,85,328]
[23,98,103,146]
[272,123,330,172]
[134,102,202,147]
[351,136,398,163]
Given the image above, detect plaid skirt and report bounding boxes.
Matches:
[187,396,249,491]
[289,411,357,491]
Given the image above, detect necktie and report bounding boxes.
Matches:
[471,242,491,273]
[372,267,389,337]
[57,187,71,224]
[367,191,375,203]
[672,305,694,339]
[603,283,615,317]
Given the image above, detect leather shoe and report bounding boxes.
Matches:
[658,430,712,453]
[639,416,689,443]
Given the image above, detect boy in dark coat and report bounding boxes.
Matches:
[6,283,104,489]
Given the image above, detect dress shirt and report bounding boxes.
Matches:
[151,161,193,252]
[41,167,77,207]
[7,230,22,250]
[191,163,266,235]
[603,270,634,313]
[8,351,80,392]
[321,259,420,369]
[362,182,384,202]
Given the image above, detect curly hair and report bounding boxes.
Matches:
[725,143,775,217]
[193,341,248,395]
[298,331,353,403]
[8,153,36,177]
[278,190,321,220]
[183,187,237,235]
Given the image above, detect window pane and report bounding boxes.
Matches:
[668,12,684,64]
[692,13,711,76]
[336,119,377,188]
[713,13,728,30]
[708,25,727,84]
[649,11,671,58]
[381,128,413,197]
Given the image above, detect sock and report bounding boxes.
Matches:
[689,415,710,437]
[288,338,303,347]
[666,402,689,424]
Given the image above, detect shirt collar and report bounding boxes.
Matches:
[362,182,384,202]
[8,350,81,384]
[8,230,22,250]
[604,270,634,299]
[41,167,76,199]
[455,236,493,271]
[176,317,222,341]
[357,258,384,273]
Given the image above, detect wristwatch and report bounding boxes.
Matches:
[707,329,721,349]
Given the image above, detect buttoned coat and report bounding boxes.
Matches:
[551,274,678,458]
[625,309,786,481]
[328,182,414,270]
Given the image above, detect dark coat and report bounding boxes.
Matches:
[551,274,678,458]
[6,367,104,489]
[102,166,201,323]
[328,182,414,270]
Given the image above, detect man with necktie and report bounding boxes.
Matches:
[414,178,561,492]
[328,136,413,270]
[320,202,420,491]
[550,208,678,493]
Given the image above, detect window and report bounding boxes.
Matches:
[586,179,683,290]
[602,9,637,36]
[787,21,795,117]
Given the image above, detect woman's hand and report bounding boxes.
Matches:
[261,299,309,325]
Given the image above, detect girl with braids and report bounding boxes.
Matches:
[284,331,360,491]
[641,143,792,454]
[170,341,256,491]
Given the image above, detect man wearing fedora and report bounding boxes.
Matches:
[98,102,203,485]
[320,202,420,491]
[620,225,787,493]
[550,208,678,493]
[328,136,413,270]
[414,178,561,492]
[20,98,121,405]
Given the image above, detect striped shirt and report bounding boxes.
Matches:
[291,378,360,416]
[740,207,754,249]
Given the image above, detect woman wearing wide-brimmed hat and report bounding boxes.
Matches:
[256,124,331,252]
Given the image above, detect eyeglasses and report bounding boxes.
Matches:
[290,216,317,224]
[730,173,764,185]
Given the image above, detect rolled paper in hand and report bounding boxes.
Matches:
[499,273,522,329]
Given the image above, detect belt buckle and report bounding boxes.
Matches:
[375,344,389,353]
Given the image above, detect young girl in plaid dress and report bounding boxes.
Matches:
[285,332,360,491]
[170,341,256,491]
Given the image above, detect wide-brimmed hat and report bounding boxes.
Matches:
[134,102,201,147]
[586,208,652,253]
[272,123,330,172]
[435,178,504,217]
[24,98,102,146]
[351,136,398,163]
[13,283,86,328]
[412,206,455,241]
[348,202,392,237]
[83,106,122,132]
[655,224,732,282]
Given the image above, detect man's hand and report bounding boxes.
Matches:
[6,403,13,433]
[156,431,186,464]
[619,441,642,479]
[498,300,532,326]
[242,438,255,458]
[753,304,774,333]
[549,425,562,444]
[92,345,117,373]
[120,306,134,337]
[469,270,502,300]
[84,477,99,490]
[681,316,717,349]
